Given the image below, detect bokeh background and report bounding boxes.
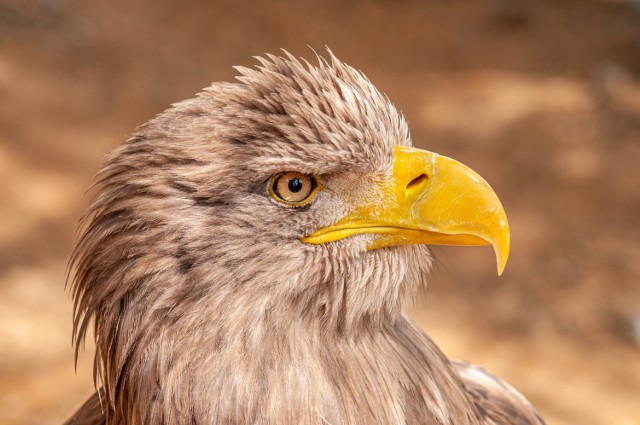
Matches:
[1,0,640,424]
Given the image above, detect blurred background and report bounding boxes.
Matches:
[1,0,639,424]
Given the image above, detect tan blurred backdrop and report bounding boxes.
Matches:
[1,1,639,424]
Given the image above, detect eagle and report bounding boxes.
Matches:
[65,51,545,425]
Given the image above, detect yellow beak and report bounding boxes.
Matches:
[303,146,510,275]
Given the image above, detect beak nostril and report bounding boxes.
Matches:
[406,174,429,190]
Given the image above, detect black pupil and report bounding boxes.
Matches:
[288,178,303,193]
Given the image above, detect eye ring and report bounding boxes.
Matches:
[269,172,319,207]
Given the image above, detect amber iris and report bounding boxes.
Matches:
[270,172,318,206]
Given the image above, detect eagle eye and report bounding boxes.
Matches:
[269,172,318,206]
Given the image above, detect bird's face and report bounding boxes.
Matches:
[209,145,508,331]
[120,54,507,333]
[72,52,509,343]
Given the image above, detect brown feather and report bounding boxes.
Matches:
[65,50,545,425]
[453,361,545,425]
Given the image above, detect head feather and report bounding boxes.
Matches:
[68,51,440,424]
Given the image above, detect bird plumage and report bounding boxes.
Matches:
[66,51,544,425]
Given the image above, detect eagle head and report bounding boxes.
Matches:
[69,51,510,424]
